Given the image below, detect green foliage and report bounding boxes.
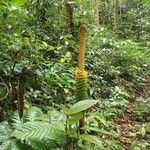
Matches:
[87,26,150,99]
[79,134,103,148]
[69,100,98,115]
[0,100,103,149]
[0,121,32,150]
[0,0,150,149]
[138,123,150,137]
[0,121,12,145]
[11,0,27,6]
[136,100,150,121]
[130,122,150,150]
[24,106,43,122]
[12,122,66,144]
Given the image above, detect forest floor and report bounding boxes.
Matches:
[117,78,150,150]
[117,101,138,149]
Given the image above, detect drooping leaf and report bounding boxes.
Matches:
[69,100,98,115]
[79,134,103,148]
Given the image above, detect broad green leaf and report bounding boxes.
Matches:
[69,112,84,125]
[69,100,98,115]
[79,134,103,148]
[12,122,66,144]
[11,0,27,6]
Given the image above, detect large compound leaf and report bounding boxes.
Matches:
[69,100,98,115]
[12,122,66,144]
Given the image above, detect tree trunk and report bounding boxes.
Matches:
[64,0,74,33]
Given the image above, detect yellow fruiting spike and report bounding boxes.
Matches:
[78,24,87,70]
[75,68,88,102]
[75,68,88,79]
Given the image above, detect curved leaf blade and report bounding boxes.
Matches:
[79,134,103,148]
[69,100,98,115]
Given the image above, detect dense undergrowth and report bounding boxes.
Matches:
[0,0,150,149]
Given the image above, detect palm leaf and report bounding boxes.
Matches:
[12,122,66,144]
